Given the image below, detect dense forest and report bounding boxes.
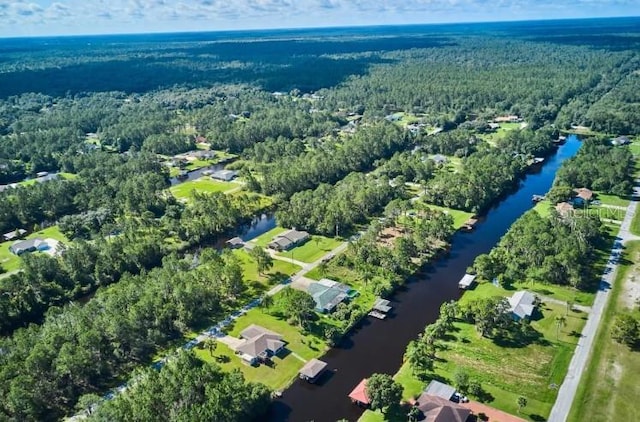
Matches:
[0,17,639,421]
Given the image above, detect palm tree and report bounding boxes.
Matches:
[204,338,217,357]
[555,315,567,340]
[261,294,274,310]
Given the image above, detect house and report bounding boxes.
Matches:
[9,238,46,255]
[488,122,501,130]
[307,279,351,313]
[432,154,448,165]
[348,378,370,406]
[424,380,457,400]
[413,393,472,422]
[234,324,285,364]
[573,187,593,205]
[555,202,574,216]
[458,274,476,290]
[2,229,27,242]
[508,291,537,321]
[493,115,521,123]
[211,170,238,181]
[226,237,244,249]
[611,135,631,146]
[268,229,310,251]
[36,171,49,178]
[195,135,208,144]
[298,358,328,383]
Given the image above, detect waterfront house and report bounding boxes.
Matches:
[413,393,471,422]
[611,135,630,146]
[573,188,593,205]
[348,378,370,407]
[508,291,537,321]
[307,278,352,313]
[211,169,238,181]
[555,202,574,217]
[234,324,285,365]
[268,229,310,251]
[298,358,328,383]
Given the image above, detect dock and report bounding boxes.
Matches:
[458,273,477,290]
[373,298,392,313]
[532,194,546,203]
[368,310,387,320]
[461,218,478,231]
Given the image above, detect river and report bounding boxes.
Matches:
[269,135,582,422]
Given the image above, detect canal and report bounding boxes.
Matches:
[269,135,582,422]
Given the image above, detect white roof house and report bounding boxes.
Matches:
[508,291,537,320]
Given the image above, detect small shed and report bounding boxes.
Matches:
[458,274,476,290]
[348,378,370,406]
[298,358,328,383]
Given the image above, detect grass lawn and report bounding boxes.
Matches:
[169,177,239,199]
[0,225,68,273]
[195,306,329,390]
[510,281,596,307]
[232,248,301,289]
[533,199,552,218]
[568,240,640,422]
[595,192,630,208]
[631,203,640,236]
[420,204,474,230]
[251,226,288,247]
[278,236,343,263]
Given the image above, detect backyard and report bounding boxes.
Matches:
[278,235,343,263]
[195,305,329,390]
[232,248,301,289]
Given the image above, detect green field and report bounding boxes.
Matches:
[278,236,343,263]
[385,282,589,421]
[169,177,239,199]
[533,199,553,218]
[195,305,328,390]
[420,204,475,229]
[232,248,301,289]
[0,225,68,273]
[568,241,640,422]
[595,192,630,208]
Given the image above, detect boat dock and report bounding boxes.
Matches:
[458,273,477,290]
[368,310,387,320]
[369,298,393,319]
[461,218,478,231]
[532,194,546,202]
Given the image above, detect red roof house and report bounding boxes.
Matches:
[348,378,370,406]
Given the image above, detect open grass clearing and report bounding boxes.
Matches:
[568,240,640,422]
[232,248,300,289]
[420,204,474,230]
[595,192,630,208]
[278,235,343,263]
[169,177,239,199]
[533,198,553,218]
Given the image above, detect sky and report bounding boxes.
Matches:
[0,0,638,38]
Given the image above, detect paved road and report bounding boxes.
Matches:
[548,189,639,422]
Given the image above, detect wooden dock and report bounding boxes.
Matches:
[461,218,478,231]
[368,310,387,320]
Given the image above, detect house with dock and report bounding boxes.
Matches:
[508,291,537,321]
[298,358,328,383]
[307,278,354,313]
[268,229,310,251]
[234,325,285,365]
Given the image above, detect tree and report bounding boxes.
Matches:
[250,247,274,276]
[517,396,528,414]
[405,340,434,376]
[555,315,567,340]
[365,373,403,415]
[453,369,470,394]
[468,380,483,398]
[280,289,315,328]
[261,294,274,310]
[611,314,639,348]
[204,338,217,357]
[407,405,422,422]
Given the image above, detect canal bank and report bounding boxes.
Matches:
[269,135,582,422]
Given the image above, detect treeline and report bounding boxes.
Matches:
[416,129,479,157]
[0,251,247,421]
[86,351,271,421]
[276,172,397,236]
[254,123,409,197]
[472,210,603,290]
[554,137,634,196]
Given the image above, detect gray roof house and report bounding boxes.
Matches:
[3,229,27,242]
[268,229,310,251]
[9,238,45,255]
[211,170,238,181]
[612,136,631,146]
[414,393,471,422]
[307,278,352,313]
[226,237,244,249]
[508,291,537,320]
[432,154,448,165]
[235,325,285,364]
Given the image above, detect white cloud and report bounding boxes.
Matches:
[0,0,639,37]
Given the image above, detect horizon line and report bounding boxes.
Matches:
[1,14,638,41]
